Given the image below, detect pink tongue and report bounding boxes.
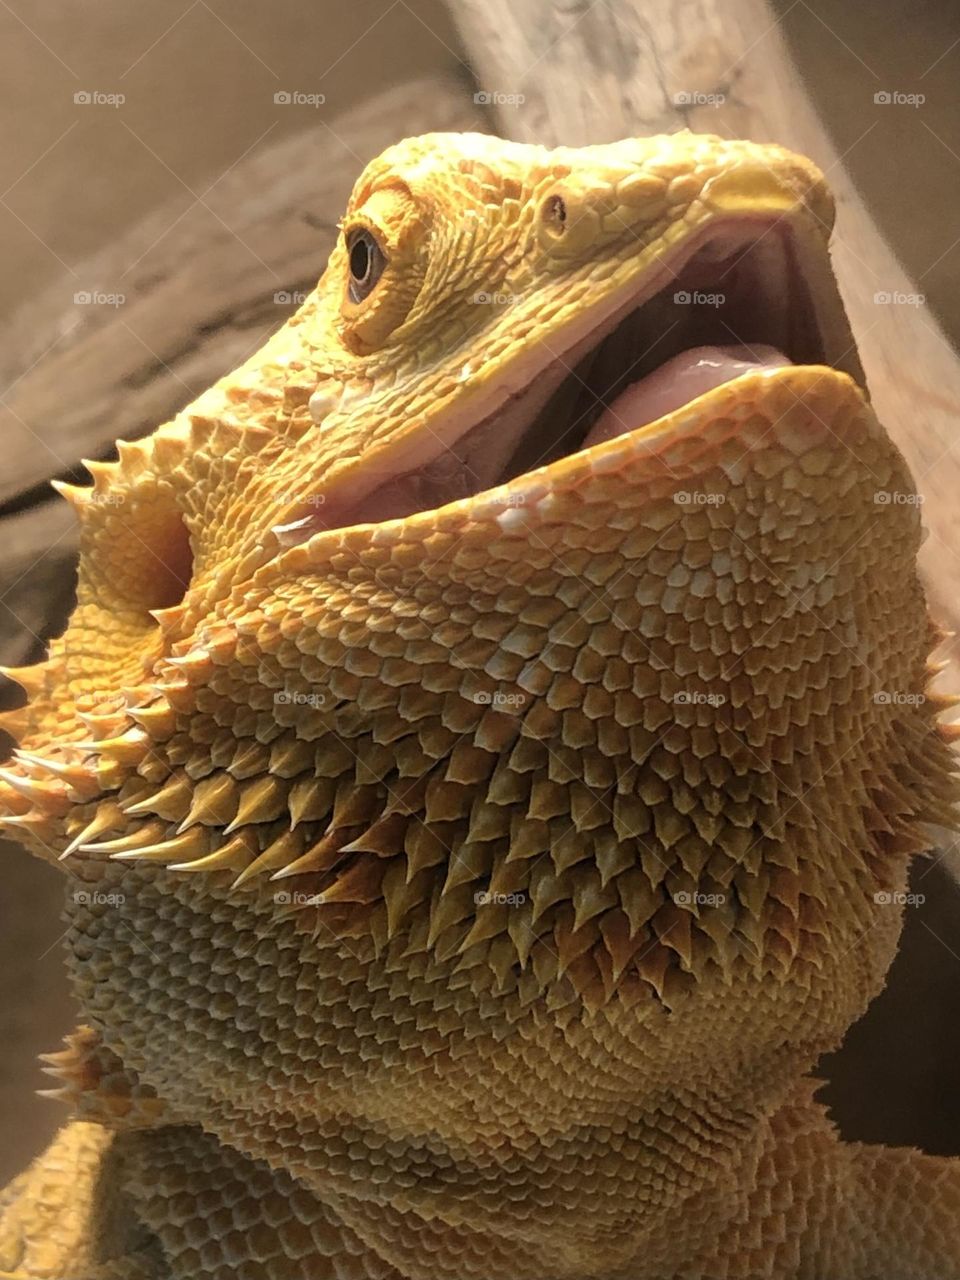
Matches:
[582,343,790,448]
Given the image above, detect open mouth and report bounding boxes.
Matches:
[280,214,861,544]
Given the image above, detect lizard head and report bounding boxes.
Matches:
[254,129,863,538]
[1,132,955,1140]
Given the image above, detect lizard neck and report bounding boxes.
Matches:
[65,865,875,1279]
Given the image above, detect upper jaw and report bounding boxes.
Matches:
[282,204,861,546]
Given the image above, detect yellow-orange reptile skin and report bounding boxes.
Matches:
[0,132,958,1279]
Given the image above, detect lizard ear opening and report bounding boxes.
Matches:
[146,512,194,611]
[81,498,193,619]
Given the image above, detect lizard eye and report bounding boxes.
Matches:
[337,185,425,352]
[346,227,387,303]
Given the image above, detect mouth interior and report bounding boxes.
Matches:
[279,220,844,543]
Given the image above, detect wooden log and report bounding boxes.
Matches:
[445,0,960,666]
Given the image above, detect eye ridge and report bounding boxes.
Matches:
[346,226,387,304]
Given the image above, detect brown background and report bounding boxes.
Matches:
[1,0,959,1183]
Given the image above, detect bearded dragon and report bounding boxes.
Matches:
[0,130,958,1280]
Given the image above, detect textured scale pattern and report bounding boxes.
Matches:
[0,131,958,1278]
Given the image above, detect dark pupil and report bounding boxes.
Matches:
[350,235,371,282]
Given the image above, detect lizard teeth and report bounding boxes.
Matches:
[307,379,344,423]
[272,515,317,547]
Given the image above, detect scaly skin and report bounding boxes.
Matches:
[0,132,958,1279]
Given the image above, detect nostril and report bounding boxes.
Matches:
[542,192,567,231]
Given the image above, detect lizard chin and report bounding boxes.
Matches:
[280,214,861,545]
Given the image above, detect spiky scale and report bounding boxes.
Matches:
[112,826,210,863]
[224,775,288,833]
[60,803,125,859]
[0,664,48,698]
[231,829,302,888]
[122,776,193,821]
[177,773,242,833]
[50,478,93,509]
[80,820,167,855]
[0,768,71,815]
